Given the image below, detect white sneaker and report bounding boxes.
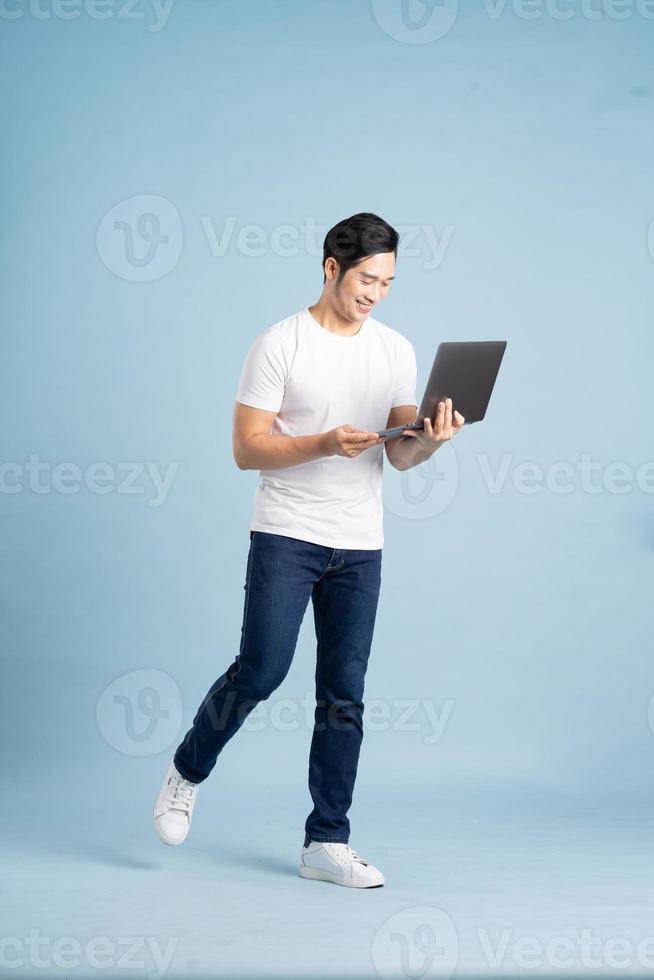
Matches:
[299,841,385,888]
[152,760,199,846]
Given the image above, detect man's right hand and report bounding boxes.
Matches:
[322,424,386,459]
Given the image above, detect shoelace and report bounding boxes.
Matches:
[326,843,368,866]
[167,775,195,815]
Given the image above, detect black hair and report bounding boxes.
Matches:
[322,212,399,283]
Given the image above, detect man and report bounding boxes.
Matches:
[153,212,464,888]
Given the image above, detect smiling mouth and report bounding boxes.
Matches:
[356,299,373,312]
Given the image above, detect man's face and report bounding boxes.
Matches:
[331,251,396,323]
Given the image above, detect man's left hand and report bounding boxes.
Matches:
[401,397,465,446]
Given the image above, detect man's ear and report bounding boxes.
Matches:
[324,257,339,281]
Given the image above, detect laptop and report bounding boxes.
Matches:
[377,340,507,439]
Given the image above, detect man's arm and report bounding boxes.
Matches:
[233,403,326,470]
[233,402,384,470]
[383,405,425,471]
[384,400,465,471]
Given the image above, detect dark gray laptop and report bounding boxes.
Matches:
[377,340,507,438]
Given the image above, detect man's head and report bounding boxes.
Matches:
[321,212,399,323]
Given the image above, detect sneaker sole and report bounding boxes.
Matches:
[152,812,188,846]
[298,866,384,888]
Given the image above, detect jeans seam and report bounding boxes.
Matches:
[305,591,325,844]
[219,531,255,692]
[238,533,255,660]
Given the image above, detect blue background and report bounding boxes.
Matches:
[2,1,653,977]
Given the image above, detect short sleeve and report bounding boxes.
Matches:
[235,328,288,413]
[391,337,418,408]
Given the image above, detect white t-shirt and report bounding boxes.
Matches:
[235,306,417,549]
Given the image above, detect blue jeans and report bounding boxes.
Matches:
[173,530,382,847]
